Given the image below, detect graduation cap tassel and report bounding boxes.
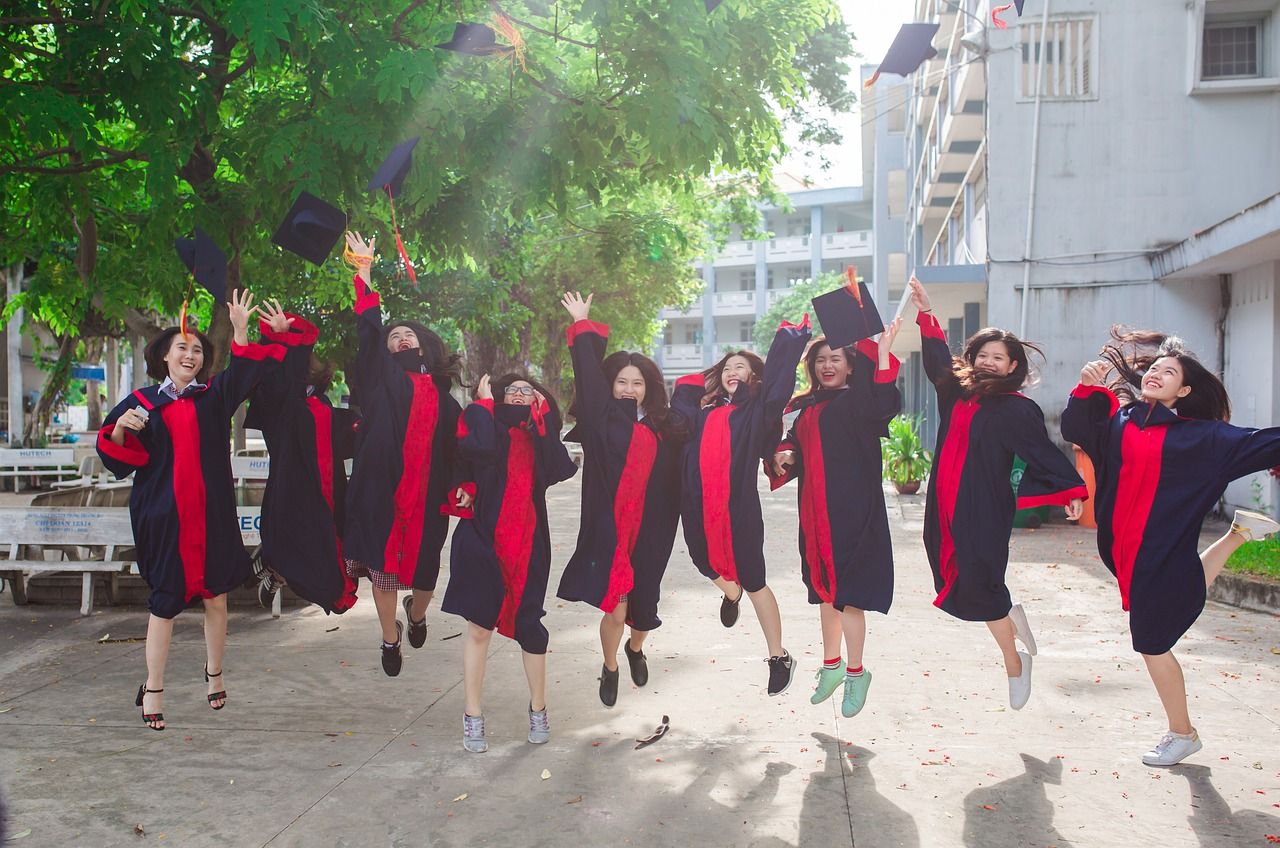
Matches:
[385,191,418,287]
[491,11,526,71]
[845,265,864,307]
[991,2,1015,29]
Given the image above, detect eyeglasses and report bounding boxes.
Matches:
[503,386,535,397]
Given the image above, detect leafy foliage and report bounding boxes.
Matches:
[881,414,932,486]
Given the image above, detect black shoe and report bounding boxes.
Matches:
[135,683,165,731]
[402,595,427,649]
[766,651,795,696]
[719,588,742,628]
[599,663,619,707]
[204,664,227,710]
[382,622,404,677]
[624,642,649,687]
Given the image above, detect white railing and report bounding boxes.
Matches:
[766,235,812,261]
[718,240,756,261]
[713,290,755,309]
[822,230,871,251]
[663,344,703,365]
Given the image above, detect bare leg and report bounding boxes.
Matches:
[463,623,494,716]
[143,614,174,728]
[371,587,401,643]
[522,650,547,712]
[202,594,229,708]
[599,601,628,672]
[746,585,784,657]
[627,628,649,653]
[1201,530,1248,588]
[840,607,867,669]
[818,603,843,661]
[409,588,433,622]
[986,616,1022,678]
[1142,651,1193,735]
[712,575,742,602]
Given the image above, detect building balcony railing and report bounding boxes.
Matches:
[711,240,756,267]
[660,301,703,319]
[662,344,704,366]
[713,290,755,311]
[820,230,873,258]
[766,235,812,261]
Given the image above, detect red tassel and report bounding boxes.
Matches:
[992,3,1014,29]
[386,190,418,287]
[845,265,864,306]
[180,300,190,338]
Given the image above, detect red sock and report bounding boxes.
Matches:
[846,664,864,676]
[824,657,842,669]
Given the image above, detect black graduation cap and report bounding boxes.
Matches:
[174,226,227,303]
[705,0,722,11]
[864,22,940,87]
[434,22,514,56]
[366,136,420,199]
[271,191,347,266]
[811,270,885,349]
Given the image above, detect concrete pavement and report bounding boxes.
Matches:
[0,477,1277,847]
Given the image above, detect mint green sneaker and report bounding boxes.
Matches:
[841,669,872,717]
[810,665,845,705]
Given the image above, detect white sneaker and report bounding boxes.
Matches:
[1141,729,1202,767]
[1008,651,1032,711]
[1232,509,1279,542]
[1009,603,1038,656]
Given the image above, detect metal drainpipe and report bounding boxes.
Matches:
[1018,0,1052,338]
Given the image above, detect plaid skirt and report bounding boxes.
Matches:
[345,558,413,592]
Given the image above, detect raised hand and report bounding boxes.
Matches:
[878,317,903,362]
[228,288,255,345]
[476,374,492,401]
[259,298,294,335]
[908,276,931,313]
[344,231,376,273]
[561,291,593,323]
[1080,359,1110,387]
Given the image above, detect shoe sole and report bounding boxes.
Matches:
[528,736,549,745]
[1142,740,1202,767]
[463,743,488,753]
[1233,509,1280,540]
[1009,603,1038,656]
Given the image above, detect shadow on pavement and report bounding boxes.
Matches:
[809,732,920,848]
[961,753,1072,848]
[1176,764,1280,847]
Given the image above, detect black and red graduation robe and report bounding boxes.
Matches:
[673,318,812,593]
[917,311,1087,622]
[96,342,285,619]
[244,315,359,614]
[556,320,685,631]
[767,340,902,613]
[441,399,577,654]
[1062,384,1280,654]
[342,275,461,591]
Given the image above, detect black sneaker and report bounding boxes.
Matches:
[381,621,404,677]
[624,642,649,687]
[719,588,742,628]
[402,595,427,649]
[766,651,795,696]
[599,663,619,707]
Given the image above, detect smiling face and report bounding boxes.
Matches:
[164,334,205,387]
[720,355,755,395]
[1140,355,1192,407]
[386,325,420,354]
[812,344,852,389]
[613,364,647,406]
[503,379,535,406]
[973,340,1017,378]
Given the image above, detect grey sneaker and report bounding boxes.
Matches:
[1008,651,1032,711]
[528,705,550,745]
[1009,603,1038,656]
[1142,729,1202,767]
[463,713,487,753]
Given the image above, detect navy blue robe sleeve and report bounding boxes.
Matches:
[96,395,152,479]
[245,314,318,431]
[566,320,612,436]
[1001,396,1088,508]
[916,311,961,403]
[457,400,500,465]
[833,340,903,433]
[1215,421,1280,483]
[351,273,399,398]
[762,318,812,424]
[210,341,286,419]
[533,402,579,486]
[1060,383,1120,464]
[671,374,705,427]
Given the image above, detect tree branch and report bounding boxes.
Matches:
[487,3,596,49]
[391,0,427,48]
[1,148,150,175]
[521,71,585,106]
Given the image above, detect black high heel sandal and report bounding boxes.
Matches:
[135,684,165,731]
[204,665,227,710]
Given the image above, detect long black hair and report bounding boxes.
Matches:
[144,327,215,384]
[1100,328,1230,421]
[700,348,765,407]
[600,350,687,440]
[792,335,855,404]
[953,327,1043,397]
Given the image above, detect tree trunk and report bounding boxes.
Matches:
[23,334,76,446]
[84,338,104,430]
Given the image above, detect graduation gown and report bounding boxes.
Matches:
[96,341,285,618]
[342,275,462,591]
[244,315,359,614]
[1062,384,1280,654]
[556,320,685,630]
[673,319,811,593]
[917,311,1087,622]
[441,399,578,654]
[767,340,902,613]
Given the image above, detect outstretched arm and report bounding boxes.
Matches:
[562,292,612,435]
[1060,359,1120,464]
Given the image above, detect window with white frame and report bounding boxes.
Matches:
[1018,17,1098,101]
[1203,18,1264,79]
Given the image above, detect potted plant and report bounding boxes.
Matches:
[882,414,932,495]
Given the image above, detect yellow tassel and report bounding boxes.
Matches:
[492,12,527,71]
